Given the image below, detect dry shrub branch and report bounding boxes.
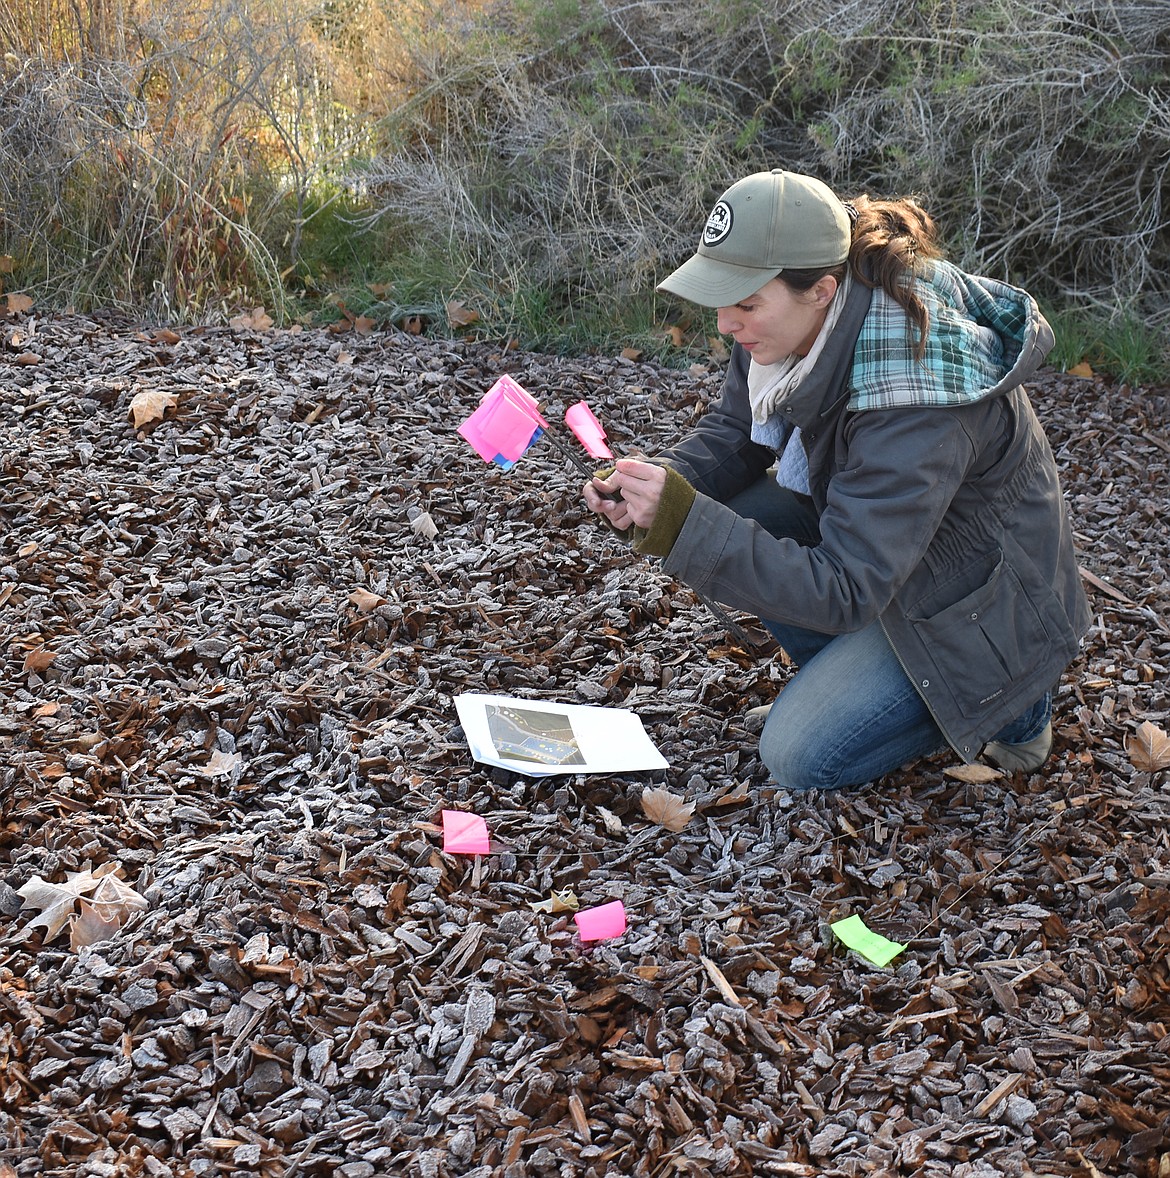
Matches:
[0,0,1167,339]
[359,0,1170,333]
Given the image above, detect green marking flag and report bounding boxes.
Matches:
[831,914,907,967]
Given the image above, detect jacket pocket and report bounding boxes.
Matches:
[907,551,1052,712]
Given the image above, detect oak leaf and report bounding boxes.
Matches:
[2,292,33,315]
[640,786,694,832]
[410,511,439,540]
[530,888,580,914]
[596,805,623,833]
[22,646,56,672]
[1127,721,1170,773]
[229,306,274,331]
[620,346,643,361]
[446,300,480,329]
[0,255,13,273]
[17,863,145,945]
[349,587,385,612]
[70,875,148,949]
[354,315,376,336]
[70,900,123,949]
[129,389,177,428]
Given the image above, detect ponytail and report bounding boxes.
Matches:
[847,194,942,360]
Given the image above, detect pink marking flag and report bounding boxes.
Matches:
[564,400,614,459]
[574,899,627,942]
[441,809,490,855]
[457,375,548,470]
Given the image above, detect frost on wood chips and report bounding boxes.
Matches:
[0,313,1168,1176]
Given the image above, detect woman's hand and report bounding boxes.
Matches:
[582,459,667,530]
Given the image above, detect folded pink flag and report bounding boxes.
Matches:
[441,809,490,855]
[457,375,548,469]
[574,899,627,941]
[565,400,614,460]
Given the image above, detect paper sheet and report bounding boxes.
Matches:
[454,693,668,777]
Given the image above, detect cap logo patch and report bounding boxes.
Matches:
[702,200,733,247]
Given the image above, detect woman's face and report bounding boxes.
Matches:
[716,275,838,365]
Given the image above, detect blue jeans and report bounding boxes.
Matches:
[725,478,1052,790]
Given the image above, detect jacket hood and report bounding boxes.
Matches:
[848,260,1055,412]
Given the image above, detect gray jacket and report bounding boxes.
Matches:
[659,270,1090,760]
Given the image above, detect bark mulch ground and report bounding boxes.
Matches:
[1,311,1168,1178]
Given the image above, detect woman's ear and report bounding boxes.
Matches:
[812,274,839,306]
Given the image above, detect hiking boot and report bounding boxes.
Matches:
[983,721,1053,773]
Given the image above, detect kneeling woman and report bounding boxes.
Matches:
[584,168,1089,790]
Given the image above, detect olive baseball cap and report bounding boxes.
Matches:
[657,168,852,307]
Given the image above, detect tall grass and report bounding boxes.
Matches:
[1,0,1168,382]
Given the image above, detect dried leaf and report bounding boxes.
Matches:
[18,880,77,939]
[69,897,124,949]
[620,346,643,361]
[530,888,580,914]
[354,315,376,336]
[22,646,56,672]
[944,762,1004,783]
[349,587,385,612]
[89,873,148,915]
[1066,361,1094,378]
[0,255,13,273]
[1127,721,1170,773]
[707,336,730,362]
[229,306,274,331]
[2,292,33,315]
[129,389,178,428]
[200,749,243,777]
[446,300,480,329]
[411,511,439,540]
[14,353,40,366]
[596,805,623,833]
[640,786,694,832]
[17,864,129,943]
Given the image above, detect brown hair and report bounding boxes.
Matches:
[779,193,942,360]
